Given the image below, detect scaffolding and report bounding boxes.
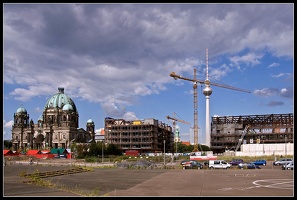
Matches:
[211,113,293,154]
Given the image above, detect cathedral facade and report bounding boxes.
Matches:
[11,87,95,151]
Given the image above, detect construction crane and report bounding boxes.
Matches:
[170,49,251,151]
[235,124,250,152]
[166,113,190,153]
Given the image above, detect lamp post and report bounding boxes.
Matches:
[262,135,265,155]
[70,139,75,167]
[102,140,104,164]
[69,147,72,167]
[285,136,287,170]
[163,139,166,166]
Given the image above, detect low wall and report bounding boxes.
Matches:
[190,156,218,161]
[235,143,294,156]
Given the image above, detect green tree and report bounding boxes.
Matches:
[88,142,101,156]
[75,143,90,158]
[4,140,12,149]
[106,144,121,156]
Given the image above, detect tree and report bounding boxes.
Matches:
[4,140,12,149]
[106,144,121,156]
[88,142,100,156]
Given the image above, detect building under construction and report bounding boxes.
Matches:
[104,117,174,154]
[210,113,293,154]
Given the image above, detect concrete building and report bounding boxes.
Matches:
[210,113,294,154]
[104,117,174,154]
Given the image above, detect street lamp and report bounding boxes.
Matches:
[70,139,75,167]
[163,139,166,166]
[285,136,287,170]
[262,135,265,155]
[102,140,104,164]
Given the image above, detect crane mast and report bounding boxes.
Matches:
[170,49,251,151]
[235,124,250,152]
[166,113,190,153]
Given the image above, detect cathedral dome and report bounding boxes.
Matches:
[44,87,77,112]
[87,118,94,123]
[62,103,74,111]
[16,104,27,114]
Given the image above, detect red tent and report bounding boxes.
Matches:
[3,150,16,156]
[26,149,54,159]
[26,150,41,155]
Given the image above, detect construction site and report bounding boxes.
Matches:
[104,49,293,156]
[210,113,294,154]
[104,117,175,154]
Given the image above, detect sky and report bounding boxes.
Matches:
[3,3,294,144]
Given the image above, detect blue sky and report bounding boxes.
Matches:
[3,3,294,144]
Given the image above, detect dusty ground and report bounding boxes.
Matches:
[3,159,294,197]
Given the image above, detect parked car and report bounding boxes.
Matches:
[273,158,293,165]
[208,160,231,169]
[182,160,204,169]
[250,159,267,165]
[282,162,294,170]
[180,160,190,165]
[229,159,244,166]
[238,163,261,169]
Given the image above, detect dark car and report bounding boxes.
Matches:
[250,159,266,165]
[238,163,261,169]
[229,159,244,166]
[273,158,293,165]
[182,160,204,169]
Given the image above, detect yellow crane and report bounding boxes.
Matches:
[166,113,190,153]
[170,49,251,151]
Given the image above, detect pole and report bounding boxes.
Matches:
[102,140,104,163]
[284,137,286,170]
[262,136,265,155]
[163,140,166,166]
[70,148,72,167]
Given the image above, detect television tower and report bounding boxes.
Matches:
[202,48,212,147]
[170,49,251,149]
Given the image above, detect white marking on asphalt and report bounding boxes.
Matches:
[219,179,293,191]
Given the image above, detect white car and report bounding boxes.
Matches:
[282,162,294,170]
[273,158,293,165]
[208,160,231,169]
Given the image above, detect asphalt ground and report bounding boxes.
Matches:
[3,162,294,197]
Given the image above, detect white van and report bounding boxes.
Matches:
[208,160,231,169]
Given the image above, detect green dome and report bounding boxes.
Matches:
[87,118,93,123]
[16,104,27,114]
[44,87,77,112]
[62,103,74,111]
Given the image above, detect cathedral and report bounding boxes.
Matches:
[11,87,95,151]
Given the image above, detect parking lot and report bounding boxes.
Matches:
[3,162,294,197]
